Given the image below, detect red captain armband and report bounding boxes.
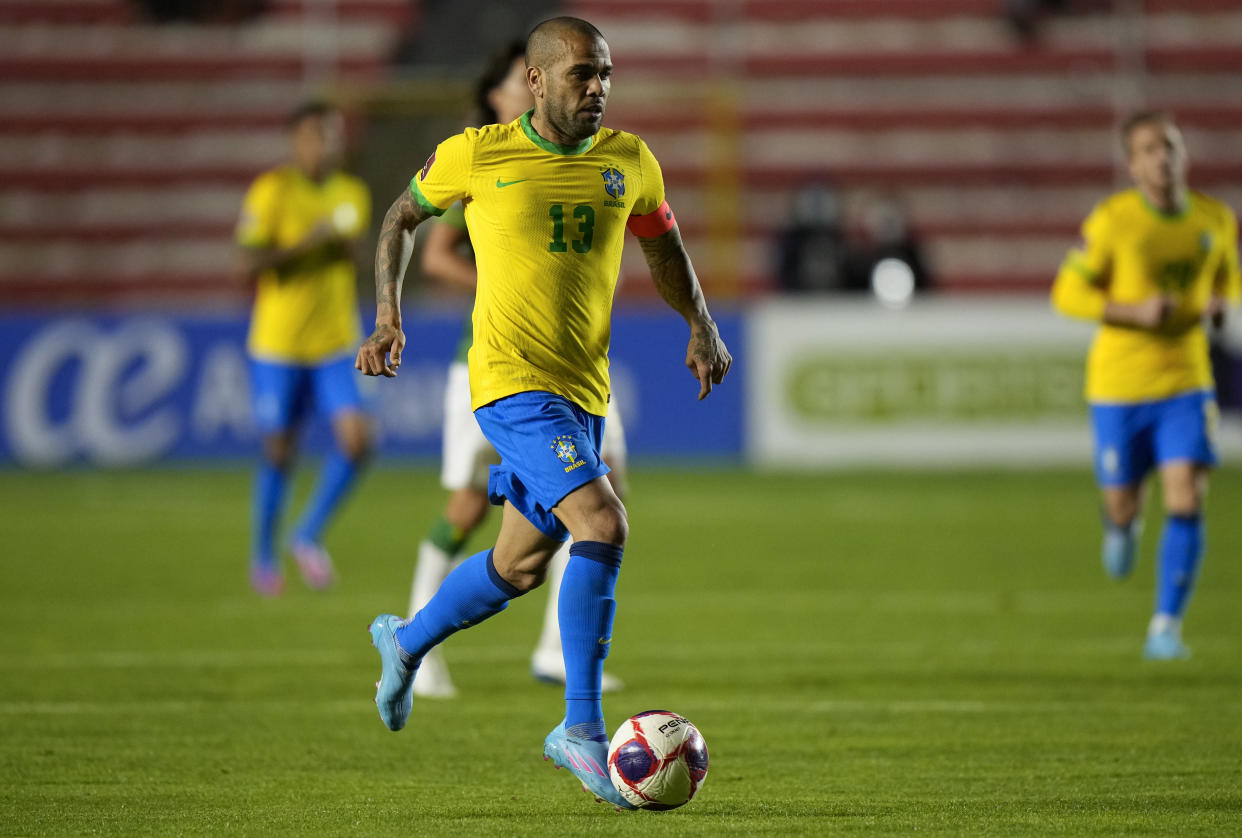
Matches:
[626,200,676,238]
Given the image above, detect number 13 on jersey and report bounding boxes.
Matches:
[549,203,595,254]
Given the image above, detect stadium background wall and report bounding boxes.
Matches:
[3,303,1241,469]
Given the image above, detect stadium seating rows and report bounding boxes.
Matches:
[1,0,1240,301]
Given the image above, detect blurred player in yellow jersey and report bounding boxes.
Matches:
[234,101,373,596]
[356,17,731,808]
[408,41,625,699]
[1052,111,1240,659]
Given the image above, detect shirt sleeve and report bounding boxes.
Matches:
[410,131,474,217]
[1051,204,1112,321]
[630,138,666,218]
[1214,206,1241,304]
[235,172,279,249]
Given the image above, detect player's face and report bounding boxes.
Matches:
[291,112,344,178]
[534,34,611,142]
[490,56,535,125]
[1126,120,1187,196]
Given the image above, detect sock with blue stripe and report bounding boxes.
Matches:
[252,461,289,567]
[1155,513,1204,618]
[395,549,521,666]
[560,541,624,743]
[293,450,361,546]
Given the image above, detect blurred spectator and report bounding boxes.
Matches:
[854,195,931,303]
[775,182,860,293]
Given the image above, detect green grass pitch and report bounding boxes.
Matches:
[2,465,1241,835]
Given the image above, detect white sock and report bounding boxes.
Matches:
[1148,613,1181,637]
[409,540,456,619]
[533,540,572,664]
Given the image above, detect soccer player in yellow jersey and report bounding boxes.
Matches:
[234,101,373,597]
[406,41,625,699]
[1052,111,1240,660]
[356,17,731,808]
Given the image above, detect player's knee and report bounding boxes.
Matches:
[1163,485,1203,517]
[1102,490,1140,527]
[262,434,296,469]
[591,498,628,546]
[340,431,371,464]
[335,417,373,463]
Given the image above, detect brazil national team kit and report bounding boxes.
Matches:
[408,110,669,537]
[1059,188,1239,485]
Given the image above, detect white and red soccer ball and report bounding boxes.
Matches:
[607,710,709,810]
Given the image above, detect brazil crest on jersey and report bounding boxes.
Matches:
[237,166,371,364]
[1053,188,1241,403]
[409,110,667,415]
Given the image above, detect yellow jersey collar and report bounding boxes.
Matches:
[519,110,595,156]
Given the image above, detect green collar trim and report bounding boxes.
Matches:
[1139,189,1191,221]
[519,110,594,156]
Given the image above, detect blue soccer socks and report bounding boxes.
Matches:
[252,461,289,567]
[559,541,623,739]
[395,549,521,663]
[1155,513,1204,619]
[293,450,361,547]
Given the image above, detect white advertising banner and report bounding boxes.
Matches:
[747,298,1242,468]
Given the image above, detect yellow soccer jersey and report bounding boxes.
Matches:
[410,111,666,415]
[1051,188,1240,403]
[237,165,371,364]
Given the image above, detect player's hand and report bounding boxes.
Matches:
[1115,295,1176,330]
[1144,294,1177,329]
[303,219,342,248]
[686,319,732,400]
[356,322,405,378]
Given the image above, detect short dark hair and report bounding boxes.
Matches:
[1120,110,1174,154]
[287,99,336,130]
[474,41,527,126]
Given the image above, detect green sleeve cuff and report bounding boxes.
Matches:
[1066,252,1102,286]
[409,177,446,217]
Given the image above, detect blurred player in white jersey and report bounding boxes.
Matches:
[408,41,626,697]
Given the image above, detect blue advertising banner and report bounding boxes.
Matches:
[0,309,743,467]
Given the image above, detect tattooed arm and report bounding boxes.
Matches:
[637,225,732,400]
[355,188,433,378]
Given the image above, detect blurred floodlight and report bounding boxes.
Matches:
[871,258,915,309]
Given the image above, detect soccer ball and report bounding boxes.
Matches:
[607,710,709,810]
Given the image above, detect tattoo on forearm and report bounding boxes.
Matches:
[374,188,429,315]
[639,226,707,318]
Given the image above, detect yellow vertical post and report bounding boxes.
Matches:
[704,80,743,299]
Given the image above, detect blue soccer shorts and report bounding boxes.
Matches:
[250,354,365,434]
[1090,389,1218,487]
[473,391,611,541]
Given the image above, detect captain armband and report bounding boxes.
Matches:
[626,200,676,238]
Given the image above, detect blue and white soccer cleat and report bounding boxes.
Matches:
[369,614,417,730]
[1100,522,1140,580]
[1143,628,1191,661]
[543,721,636,811]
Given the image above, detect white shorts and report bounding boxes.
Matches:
[440,361,627,492]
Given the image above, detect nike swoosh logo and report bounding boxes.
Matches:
[496,178,528,188]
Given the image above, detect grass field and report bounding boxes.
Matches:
[2,465,1241,836]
